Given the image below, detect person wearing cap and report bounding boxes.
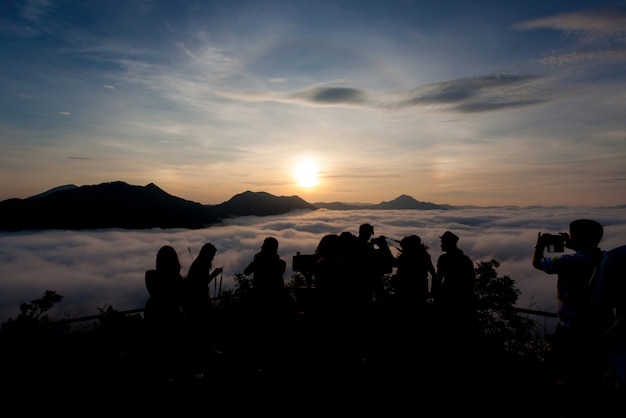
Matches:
[432,231,475,306]
[533,219,610,389]
[431,231,476,345]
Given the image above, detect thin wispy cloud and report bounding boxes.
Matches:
[513,6,626,35]
[398,73,548,112]
[1,1,625,207]
[514,6,626,67]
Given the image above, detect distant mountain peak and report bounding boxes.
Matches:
[2,182,456,232]
[314,194,448,210]
[212,190,317,217]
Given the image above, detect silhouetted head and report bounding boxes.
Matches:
[156,245,181,275]
[261,237,279,252]
[340,231,355,240]
[198,242,217,259]
[440,231,459,245]
[359,223,374,238]
[400,235,422,251]
[569,219,603,249]
[339,231,357,251]
[316,234,341,256]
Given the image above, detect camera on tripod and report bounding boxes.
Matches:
[292,252,317,274]
[541,233,568,253]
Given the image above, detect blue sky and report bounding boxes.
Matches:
[2,0,626,206]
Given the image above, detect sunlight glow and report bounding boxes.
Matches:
[294,160,320,188]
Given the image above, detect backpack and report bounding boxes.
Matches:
[590,245,626,384]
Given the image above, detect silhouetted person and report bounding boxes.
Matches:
[313,234,345,315]
[144,245,186,380]
[432,231,476,319]
[344,224,393,363]
[431,230,476,371]
[378,234,437,364]
[308,233,352,367]
[144,245,185,328]
[354,223,393,305]
[533,219,609,390]
[183,243,223,363]
[390,234,437,316]
[243,237,293,370]
[338,231,359,292]
[244,237,291,314]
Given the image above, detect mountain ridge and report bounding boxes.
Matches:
[314,194,450,210]
[0,181,453,231]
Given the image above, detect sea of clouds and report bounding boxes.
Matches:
[1,207,625,331]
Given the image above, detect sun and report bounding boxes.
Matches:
[294,160,320,188]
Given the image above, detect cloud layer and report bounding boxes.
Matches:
[2,207,625,332]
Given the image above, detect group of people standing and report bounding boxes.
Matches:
[143,243,223,379]
[142,235,299,378]
[307,224,476,371]
[141,223,478,380]
[141,218,625,391]
[311,224,475,327]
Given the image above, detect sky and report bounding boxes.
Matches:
[1,0,626,207]
[1,206,626,333]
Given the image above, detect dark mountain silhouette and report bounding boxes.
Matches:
[314,194,449,210]
[27,184,78,199]
[0,181,221,231]
[312,201,362,210]
[208,190,317,217]
[0,181,453,231]
[0,182,318,231]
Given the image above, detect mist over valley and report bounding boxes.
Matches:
[1,204,625,329]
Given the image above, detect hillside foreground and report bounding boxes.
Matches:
[1,295,623,416]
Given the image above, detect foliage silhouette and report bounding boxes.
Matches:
[474,259,548,359]
[0,290,63,335]
[0,259,588,402]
